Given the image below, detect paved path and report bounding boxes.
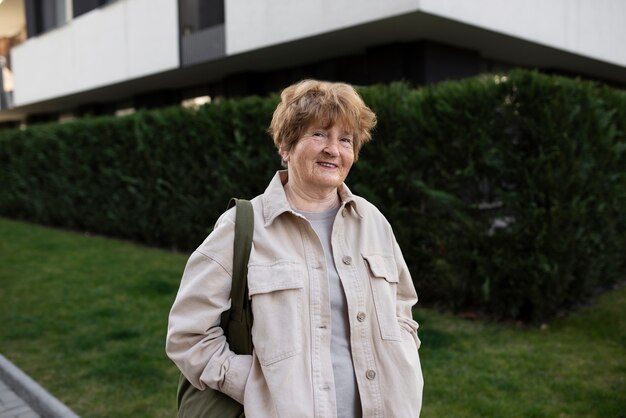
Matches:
[0,379,40,418]
[0,355,79,418]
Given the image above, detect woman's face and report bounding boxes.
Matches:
[281,122,355,195]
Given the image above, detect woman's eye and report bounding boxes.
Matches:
[341,137,353,144]
[312,131,324,137]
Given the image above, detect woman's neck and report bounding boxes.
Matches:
[284,182,340,213]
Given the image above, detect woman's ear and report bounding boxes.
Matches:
[279,145,289,163]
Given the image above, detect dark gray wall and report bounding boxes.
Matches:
[24,0,67,37]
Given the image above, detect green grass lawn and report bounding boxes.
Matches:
[1,217,624,417]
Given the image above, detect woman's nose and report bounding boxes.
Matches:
[324,141,339,157]
[323,137,340,156]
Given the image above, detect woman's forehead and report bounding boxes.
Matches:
[307,118,355,134]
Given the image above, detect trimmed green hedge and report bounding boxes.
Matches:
[1,70,624,322]
[355,72,626,321]
[0,97,279,250]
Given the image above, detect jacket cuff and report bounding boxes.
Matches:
[221,354,253,404]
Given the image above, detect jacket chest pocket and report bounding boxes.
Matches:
[363,254,402,341]
[247,261,304,366]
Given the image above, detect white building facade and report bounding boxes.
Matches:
[1,0,625,124]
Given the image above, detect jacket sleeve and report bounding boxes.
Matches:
[392,234,421,350]
[165,214,252,404]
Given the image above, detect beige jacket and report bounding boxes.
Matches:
[166,171,423,417]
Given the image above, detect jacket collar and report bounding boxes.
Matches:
[262,170,362,226]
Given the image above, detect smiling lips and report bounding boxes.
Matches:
[317,161,338,168]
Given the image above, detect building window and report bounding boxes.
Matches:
[72,0,116,19]
[179,0,226,66]
[24,0,68,37]
[179,0,224,35]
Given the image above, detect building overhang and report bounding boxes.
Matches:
[2,10,625,122]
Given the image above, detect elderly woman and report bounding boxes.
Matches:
[166,80,423,417]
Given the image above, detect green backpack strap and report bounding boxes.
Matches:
[177,198,254,418]
[222,198,254,355]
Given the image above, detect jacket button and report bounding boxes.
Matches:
[357,312,366,322]
[342,256,352,265]
[366,369,376,380]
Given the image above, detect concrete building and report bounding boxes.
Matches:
[1,0,625,126]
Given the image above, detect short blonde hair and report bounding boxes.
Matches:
[269,79,377,162]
